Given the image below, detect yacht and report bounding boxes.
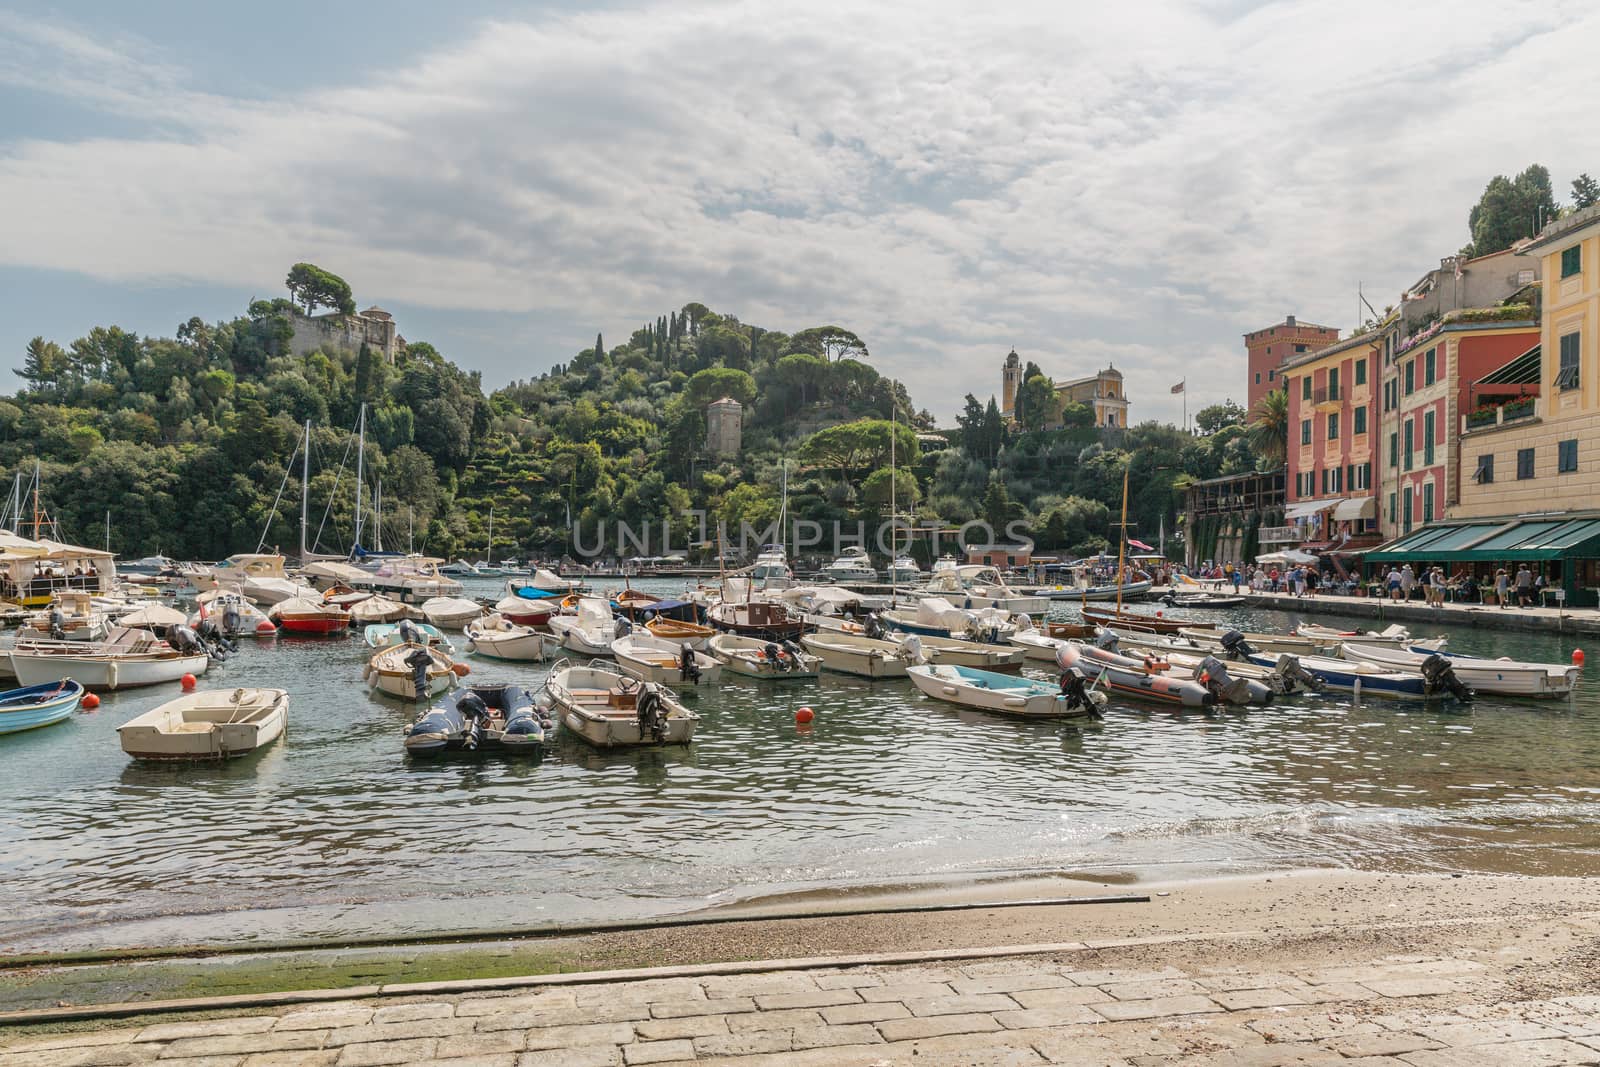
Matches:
[821,546,878,584]
[193,553,312,605]
[886,554,923,585]
[748,545,795,590]
[303,555,463,604]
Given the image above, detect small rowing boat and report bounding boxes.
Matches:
[1079,605,1190,633]
[706,634,819,679]
[799,632,916,679]
[1055,641,1215,708]
[10,629,209,691]
[1246,651,1470,701]
[1296,623,1446,650]
[268,596,349,635]
[907,664,1104,719]
[895,633,1024,672]
[118,688,288,760]
[612,633,722,688]
[644,616,716,649]
[547,597,618,656]
[420,596,484,631]
[0,679,85,735]
[364,621,454,654]
[364,643,457,700]
[544,661,699,747]
[464,614,551,661]
[1341,643,1570,698]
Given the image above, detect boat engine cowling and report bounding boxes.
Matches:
[1094,629,1120,651]
[1195,655,1255,706]
[1219,630,1255,660]
[679,643,701,683]
[1420,654,1473,703]
[636,685,668,743]
[1058,667,1106,716]
[457,691,489,750]
[864,613,885,640]
[613,615,633,638]
[1273,653,1324,693]
[781,640,807,669]
[900,634,927,664]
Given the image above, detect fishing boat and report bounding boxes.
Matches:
[464,614,551,662]
[799,632,917,678]
[364,642,457,700]
[1245,650,1469,701]
[117,688,289,760]
[10,629,209,691]
[706,634,819,679]
[707,598,807,642]
[191,590,277,637]
[877,597,1017,643]
[1055,641,1216,708]
[1080,605,1190,633]
[17,591,110,643]
[644,615,715,649]
[1341,642,1575,698]
[895,633,1025,672]
[494,594,558,627]
[403,684,554,756]
[0,679,85,735]
[543,661,699,747]
[420,596,483,631]
[547,597,619,656]
[1044,620,1098,641]
[907,664,1104,719]
[1297,623,1446,650]
[347,594,415,626]
[821,546,878,583]
[269,596,349,635]
[612,633,723,688]
[364,621,454,653]
[612,588,662,617]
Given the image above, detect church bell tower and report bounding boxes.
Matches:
[1002,349,1022,414]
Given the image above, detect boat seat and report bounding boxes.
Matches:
[172,722,216,733]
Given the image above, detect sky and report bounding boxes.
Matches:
[2,0,1598,426]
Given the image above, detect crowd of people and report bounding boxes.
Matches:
[1182,559,1554,608]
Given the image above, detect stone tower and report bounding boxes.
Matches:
[706,396,743,457]
[1002,349,1022,414]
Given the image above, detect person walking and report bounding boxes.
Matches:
[1430,566,1447,608]
[1387,566,1402,602]
[1400,563,1416,602]
[1494,568,1510,609]
[1515,564,1534,608]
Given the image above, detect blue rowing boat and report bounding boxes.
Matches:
[0,679,86,735]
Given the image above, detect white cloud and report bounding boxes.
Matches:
[2,0,1597,423]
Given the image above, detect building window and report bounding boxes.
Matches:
[1295,344,1307,353]
[1424,348,1436,386]
[1388,491,1397,524]
[1404,360,1415,395]
[1474,454,1494,484]
[1557,331,1581,390]
[1389,430,1398,468]
[1355,359,1367,386]
[1403,420,1414,470]
[1354,407,1367,435]
[1423,411,1435,465]
[1302,377,1311,401]
[1267,346,1272,355]
[1301,419,1311,445]
[1255,372,1261,384]
[1327,412,1339,441]
[1328,366,1340,400]
[1422,481,1434,523]
[1559,438,1578,473]
[1402,487,1413,533]
[1268,369,1275,381]
[1517,447,1535,479]
[1562,245,1582,278]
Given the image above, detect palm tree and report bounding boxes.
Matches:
[1247,388,1289,469]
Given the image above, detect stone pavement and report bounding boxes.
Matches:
[6,911,1600,1067]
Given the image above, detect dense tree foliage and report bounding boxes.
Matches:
[1465,165,1559,256]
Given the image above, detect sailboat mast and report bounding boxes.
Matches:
[300,419,310,560]
[779,458,788,559]
[487,505,494,566]
[1115,464,1129,615]
[9,471,19,534]
[353,404,366,553]
[375,479,384,552]
[104,509,110,553]
[32,459,41,540]
[408,506,415,554]
[890,388,897,601]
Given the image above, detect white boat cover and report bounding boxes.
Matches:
[915,597,969,629]
[574,597,613,629]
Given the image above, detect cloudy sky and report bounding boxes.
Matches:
[2,0,1596,424]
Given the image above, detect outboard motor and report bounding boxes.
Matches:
[636,685,668,743]
[456,690,489,751]
[1094,628,1120,652]
[1195,655,1252,706]
[614,615,633,638]
[404,645,435,700]
[49,608,65,640]
[166,623,203,656]
[397,618,422,647]
[1272,653,1323,693]
[1059,668,1105,717]
[1219,630,1255,661]
[864,613,884,640]
[679,643,701,683]
[762,641,784,669]
[223,603,242,636]
[197,617,237,656]
[1420,654,1473,703]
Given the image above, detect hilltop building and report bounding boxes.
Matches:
[1244,316,1339,412]
[288,305,405,363]
[706,396,743,456]
[1000,350,1128,430]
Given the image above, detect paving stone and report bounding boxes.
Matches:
[521,1023,636,1051]
[1195,972,1308,992]
[991,1005,1103,1029]
[691,1028,794,1057]
[1177,1043,1343,1066]
[1011,985,1114,1009]
[1212,987,1309,1011]
[1092,994,1222,1021]
[135,1057,244,1067]
[477,1004,649,1031]
[575,979,706,1008]
[0,1049,196,1067]
[649,997,755,1018]
[876,1011,1003,1042]
[370,1003,454,1025]
[455,994,576,1018]
[275,1011,376,1032]
[726,1007,824,1032]
[951,973,1075,996]
[904,993,1021,1017]
[858,981,959,1003]
[1364,977,1464,998]
[162,1032,330,1058]
[1064,967,1187,986]
[1100,978,1207,1001]
[432,1031,526,1058]
[632,1014,730,1040]
[700,972,816,999]
[815,972,883,990]
[1248,1016,1383,1042]
[240,1053,341,1067]
[619,1039,694,1064]
[137,1017,278,1042]
[888,1031,1053,1066]
[398,1057,515,1067]
[324,1020,473,1047]
[514,1045,621,1067]
[1418,1019,1568,1045]
[0,1030,146,1054]
[334,1040,437,1067]
[1399,1038,1600,1066]
[751,988,861,1010]
[1296,981,1381,1003]
[820,1001,912,1025]
[1323,1031,1444,1057]
[789,1022,883,1049]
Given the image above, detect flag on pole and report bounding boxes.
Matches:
[1128,538,1155,551]
[1170,380,1185,394]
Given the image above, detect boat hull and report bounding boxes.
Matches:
[0,680,85,735]
[118,688,288,760]
[1338,643,1579,698]
[907,665,1092,719]
[799,634,910,678]
[10,652,208,691]
[1056,642,1214,707]
[1246,652,1430,698]
[707,636,819,680]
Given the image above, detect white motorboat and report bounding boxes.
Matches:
[706,634,819,679]
[544,661,699,747]
[1340,642,1577,698]
[17,591,111,643]
[304,556,464,604]
[821,546,878,583]
[1008,630,1070,662]
[420,596,483,631]
[524,568,584,594]
[917,567,1050,615]
[494,594,558,627]
[10,628,209,691]
[612,633,722,688]
[118,688,289,760]
[364,621,454,654]
[800,632,917,678]
[464,614,551,662]
[1176,627,1332,657]
[347,594,416,626]
[907,664,1104,719]
[878,596,1017,643]
[193,553,312,605]
[895,633,1024,672]
[748,545,796,590]
[1297,623,1446,650]
[364,642,457,700]
[190,590,277,637]
[547,597,618,656]
[886,554,923,585]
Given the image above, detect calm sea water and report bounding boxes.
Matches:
[2,576,1598,953]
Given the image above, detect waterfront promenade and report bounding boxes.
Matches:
[1233,588,1600,636]
[6,871,1600,1066]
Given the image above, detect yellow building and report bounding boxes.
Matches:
[1001,349,1128,429]
[1454,206,1600,519]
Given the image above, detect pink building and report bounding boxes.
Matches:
[1244,315,1339,412]
[1280,332,1382,550]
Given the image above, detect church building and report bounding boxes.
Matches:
[1000,349,1129,429]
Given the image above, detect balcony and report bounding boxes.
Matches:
[1313,387,1342,410]
[1462,396,1538,434]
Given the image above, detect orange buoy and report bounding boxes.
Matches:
[795,707,815,724]
[181,673,197,691]
[80,693,101,710]
[451,662,471,677]
[1574,649,1586,665]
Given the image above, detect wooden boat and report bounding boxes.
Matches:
[1080,605,1190,633]
[612,633,722,688]
[799,632,915,679]
[494,594,557,627]
[189,591,277,637]
[1341,643,1574,698]
[364,643,457,700]
[1044,621,1097,641]
[1055,641,1215,708]
[907,664,1103,719]
[547,597,617,656]
[895,633,1024,672]
[117,688,288,760]
[269,596,349,635]
[18,591,110,643]
[706,634,819,680]
[645,616,715,649]
[464,614,551,662]
[10,629,209,691]
[1245,651,1469,702]
[347,594,416,626]
[612,589,662,617]
[544,662,699,747]
[1297,623,1446,651]
[419,596,483,631]
[708,599,807,642]
[364,621,454,654]
[403,684,555,755]
[1160,591,1246,608]
[0,679,85,735]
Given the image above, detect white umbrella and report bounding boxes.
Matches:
[1256,549,1317,565]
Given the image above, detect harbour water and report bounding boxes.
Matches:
[3,577,1598,954]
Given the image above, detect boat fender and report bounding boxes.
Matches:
[1219,630,1255,660]
[679,643,701,683]
[1420,654,1474,703]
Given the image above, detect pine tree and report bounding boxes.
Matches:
[594,332,604,361]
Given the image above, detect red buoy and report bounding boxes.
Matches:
[180,673,197,691]
[452,662,471,677]
[795,707,815,724]
[1574,649,1586,666]
[80,693,101,710]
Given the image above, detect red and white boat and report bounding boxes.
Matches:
[494,594,557,627]
[268,596,349,635]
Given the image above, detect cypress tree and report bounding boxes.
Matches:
[594,332,604,361]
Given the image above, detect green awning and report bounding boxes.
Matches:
[1365,517,1600,564]
[1476,343,1541,385]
